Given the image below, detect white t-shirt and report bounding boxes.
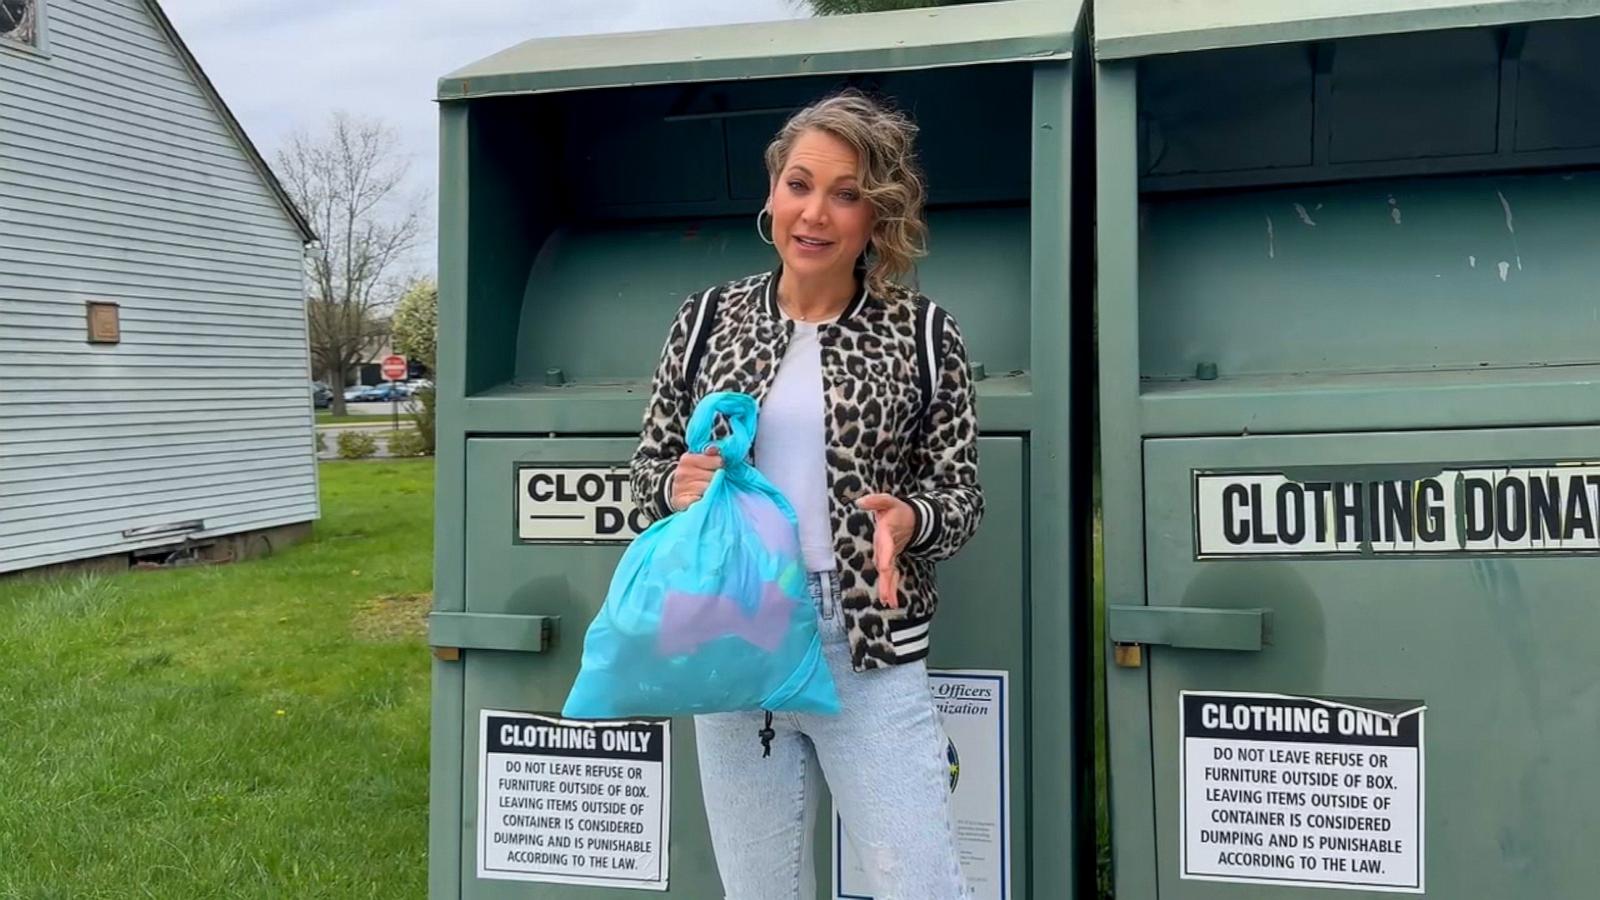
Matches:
[752,321,836,573]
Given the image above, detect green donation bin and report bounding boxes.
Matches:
[428,1,1095,897]
[1094,1,1600,897]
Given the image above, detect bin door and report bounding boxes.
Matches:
[1141,426,1600,899]
[457,436,1030,898]
[459,437,722,899]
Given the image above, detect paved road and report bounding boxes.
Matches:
[335,400,416,416]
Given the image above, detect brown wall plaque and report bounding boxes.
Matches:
[86,301,121,344]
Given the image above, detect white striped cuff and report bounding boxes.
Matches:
[908,497,938,551]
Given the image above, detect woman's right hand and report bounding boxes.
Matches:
[669,446,721,510]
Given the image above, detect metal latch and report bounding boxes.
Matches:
[428,612,558,661]
[1107,606,1270,668]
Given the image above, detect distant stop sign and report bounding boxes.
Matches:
[381,355,408,381]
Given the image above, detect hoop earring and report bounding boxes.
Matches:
[755,208,775,246]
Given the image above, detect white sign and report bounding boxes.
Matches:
[1195,463,1600,557]
[477,710,670,891]
[834,670,1011,900]
[515,465,649,543]
[1181,692,1425,893]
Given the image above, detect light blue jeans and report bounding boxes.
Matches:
[694,571,969,900]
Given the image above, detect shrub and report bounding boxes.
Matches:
[386,428,428,458]
[315,431,327,454]
[409,385,436,455]
[336,430,378,460]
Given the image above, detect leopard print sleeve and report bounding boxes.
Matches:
[903,310,984,562]
[630,294,700,523]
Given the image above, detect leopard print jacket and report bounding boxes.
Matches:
[630,267,984,672]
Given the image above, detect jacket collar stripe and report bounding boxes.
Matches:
[763,269,782,319]
[764,264,873,325]
[842,279,870,323]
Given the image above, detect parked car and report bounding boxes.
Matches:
[363,381,411,403]
[310,381,333,409]
[344,384,376,402]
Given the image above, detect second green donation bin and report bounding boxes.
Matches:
[1095,1,1600,897]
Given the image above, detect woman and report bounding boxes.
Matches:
[630,90,983,900]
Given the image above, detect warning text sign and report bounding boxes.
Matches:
[515,465,649,543]
[1181,692,1424,893]
[835,670,1011,900]
[477,711,669,890]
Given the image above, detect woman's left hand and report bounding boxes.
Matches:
[856,493,914,609]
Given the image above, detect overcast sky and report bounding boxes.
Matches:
[159,0,810,276]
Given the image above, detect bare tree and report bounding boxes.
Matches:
[276,112,422,415]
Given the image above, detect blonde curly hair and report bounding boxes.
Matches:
[764,89,928,296]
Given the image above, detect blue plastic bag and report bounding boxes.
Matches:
[562,391,840,719]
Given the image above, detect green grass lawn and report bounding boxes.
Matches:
[0,460,434,898]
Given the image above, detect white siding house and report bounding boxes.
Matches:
[0,0,320,574]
